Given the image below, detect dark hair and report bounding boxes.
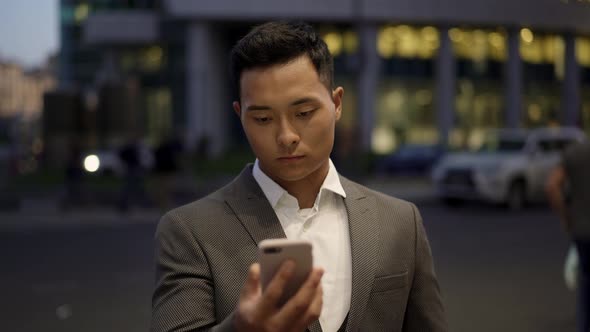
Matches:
[230,21,334,99]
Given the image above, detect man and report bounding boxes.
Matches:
[151,21,447,332]
[546,140,590,332]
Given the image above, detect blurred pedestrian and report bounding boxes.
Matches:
[118,136,150,212]
[61,141,84,210]
[195,135,210,161]
[546,140,590,332]
[153,134,183,210]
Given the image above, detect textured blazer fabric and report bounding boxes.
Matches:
[151,165,448,332]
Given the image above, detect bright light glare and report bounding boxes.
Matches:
[520,28,534,43]
[84,155,100,173]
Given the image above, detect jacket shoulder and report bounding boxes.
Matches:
[157,180,239,234]
[342,178,421,235]
[344,179,417,210]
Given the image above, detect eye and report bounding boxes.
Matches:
[254,116,271,123]
[297,109,316,118]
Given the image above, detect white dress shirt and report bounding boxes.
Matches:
[253,159,352,332]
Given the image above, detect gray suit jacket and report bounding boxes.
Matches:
[151,165,447,332]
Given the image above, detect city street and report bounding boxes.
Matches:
[0,198,575,332]
[1,1,587,332]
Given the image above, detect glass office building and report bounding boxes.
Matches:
[57,0,590,156]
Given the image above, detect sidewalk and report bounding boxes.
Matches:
[0,175,435,231]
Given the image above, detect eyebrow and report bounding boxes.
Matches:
[290,97,317,106]
[246,105,271,111]
[245,97,318,112]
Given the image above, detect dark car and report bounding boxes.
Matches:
[377,144,445,175]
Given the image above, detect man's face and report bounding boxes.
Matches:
[233,55,343,187]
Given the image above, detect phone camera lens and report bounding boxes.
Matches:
[264,247,281,254]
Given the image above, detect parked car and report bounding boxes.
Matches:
[431,127,587,209]
[376,144,446,175]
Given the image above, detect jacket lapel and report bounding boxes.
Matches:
[225,166,322,332]
[341,177,379,332]
[224,165,287,245]
[308,320,322,332]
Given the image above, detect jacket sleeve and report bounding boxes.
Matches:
[151,212,236,332]
[403,204,449,331]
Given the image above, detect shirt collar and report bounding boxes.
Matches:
[252,158,346,209]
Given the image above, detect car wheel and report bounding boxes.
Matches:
[507,180,526,211]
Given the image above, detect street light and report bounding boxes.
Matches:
[84,155,100,173]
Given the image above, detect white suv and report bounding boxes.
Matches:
[431,127,587,209]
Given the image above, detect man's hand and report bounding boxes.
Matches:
[234,261,323,332]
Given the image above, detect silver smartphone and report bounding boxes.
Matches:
[258,239,313,306]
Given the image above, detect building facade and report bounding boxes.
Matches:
[63,0,590,156]
[0,61,56,121]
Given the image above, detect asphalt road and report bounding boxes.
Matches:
[0,201,576,332]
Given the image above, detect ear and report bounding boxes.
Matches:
[233,101,242,118]
[332,87,344,121]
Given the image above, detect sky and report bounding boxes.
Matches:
[0,0,59,68]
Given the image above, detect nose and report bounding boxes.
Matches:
[276,119,300,149]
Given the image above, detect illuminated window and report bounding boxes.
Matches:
[322,32,343,57]
[146,88,173,141]
[520,31,564,128]
[450,27,507,149]
[577,37,590,67]
[74,3,90,24]
[377,25,439,59]
[342,30,359,55]
[119,46,165,73]
[374,24,439,153]
[141,46,164,72]
[520,28,534,44]
[520,30,564,71]
[320,28,358,57]
[451,28,507,61]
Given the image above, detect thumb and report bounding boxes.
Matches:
[241,263,261,300]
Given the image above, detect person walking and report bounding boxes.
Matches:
[547,140,590,332]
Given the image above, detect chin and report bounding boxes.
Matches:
[282,165,328,183]
[260,158,326,183]
[275,170,311,183]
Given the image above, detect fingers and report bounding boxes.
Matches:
[236,264,324,332]
[289,282,323,332]
[257,260,296,315]
[274,267,324,327]
[235,264,263,331]
[240,263,261,300]
[307,282,323,318]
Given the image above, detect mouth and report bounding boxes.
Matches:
[277,155,305,162]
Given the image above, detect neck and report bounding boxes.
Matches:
[275,161,330,209]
